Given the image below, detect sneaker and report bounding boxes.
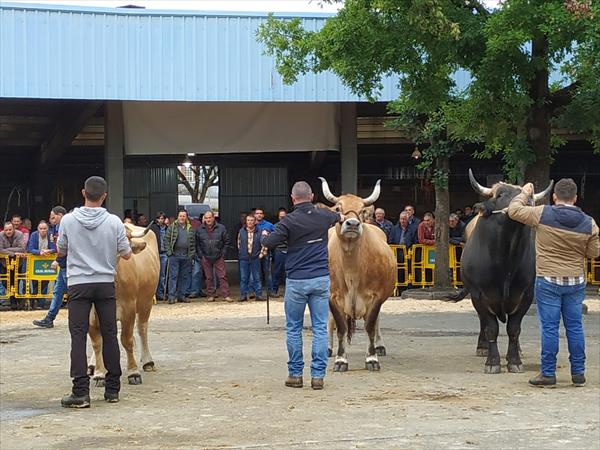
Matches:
[311,378,324,390]
[285,376,303,388]
[572,374,586,387]
[104,392,119,403]
[61,393,90,408]
[33,318,54,328]
[529,372,556,388]
[224,297,234,302]
[206,297,215,302]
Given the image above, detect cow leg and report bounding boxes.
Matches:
[364,303,383,372]
[137,305,155,372]
[120,308,142,385]
[476,313,489,357]
[88,309,106,387]
[327,314,335,358]
[482,312,501,374]
[331,307,348,372]
[505,312,526,373]
[374,316,386,356]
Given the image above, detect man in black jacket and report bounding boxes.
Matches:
[262,181,343,390]
[195,210,232,302]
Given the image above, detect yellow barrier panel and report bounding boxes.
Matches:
[410,245,435,287]
[13,255,57,300]
[389,245,410,295]
[0,255,12,300]
[590,257,600,285]
[449,244,464,288]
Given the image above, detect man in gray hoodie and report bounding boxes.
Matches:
[57,176,133,408]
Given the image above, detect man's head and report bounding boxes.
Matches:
[137,214,149,227]
[553,178,577,205]
[155,211,166,226]
[375,208,385,222]
[239,211,247,224]
[278,207,287,221]
[50,206,66,226]
[245,215,256,230]
[37,220,49,238]
[291,181,313,205]
[3,222,14,237]
[82,176,108,204]
[464,205,473,216]
[203,210,215,227]
[11,214,22,229]
[23,218,32,231]
[177,210,188,225]
[423,212,434,226]
[254,208,266,222]
[399,211,409,228]
[404,205,415,218]
[448,213,460,228]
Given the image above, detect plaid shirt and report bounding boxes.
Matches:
[544,276,586,286]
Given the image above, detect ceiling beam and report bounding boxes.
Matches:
[39,101,103,167]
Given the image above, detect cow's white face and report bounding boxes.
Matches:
[333,195,368,241]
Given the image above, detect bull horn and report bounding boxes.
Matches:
[533,179,554,203]
[318,177,339,204]
[469,169,493,197]
[362,179,381,206]
[129,223,152,238]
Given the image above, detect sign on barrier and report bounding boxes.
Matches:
[13,255,57,300]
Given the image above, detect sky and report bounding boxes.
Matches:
[3,0,500,13]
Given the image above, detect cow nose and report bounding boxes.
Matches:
[345,218,360,229]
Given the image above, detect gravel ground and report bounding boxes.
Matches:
[1,297,599,449]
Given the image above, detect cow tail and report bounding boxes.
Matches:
[347,317,356,344]
[498,277,510,324]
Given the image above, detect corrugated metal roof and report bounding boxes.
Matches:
[0,3,404,102]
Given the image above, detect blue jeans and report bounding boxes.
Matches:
[284,275,330,378]
[535,277,586,376]
[156,253,168,299]
[46,270,67,321]
[239,259,261,298]
[168,255,192,300]
[188,256,204,296]
[272,250,287,294]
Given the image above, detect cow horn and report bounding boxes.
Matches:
[362,179,381,206]
[318,177,339,204]
[469,169,493,197]
[533,179,554,203]
[129,223,152,239]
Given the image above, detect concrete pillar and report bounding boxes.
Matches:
[340,102,357,194]
[104,101,124,216]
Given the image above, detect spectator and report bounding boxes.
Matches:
[271,208,288,298]
[164,210,195,305]
[136,214,149,227]
[123,217,134,224]
[149,212,168,301]
[237,215,263,302]
[254,208,276,297]
[27,220,56,309]
[186,214,205,300]
[33,206,68,328]
[455,209,464,219]
[404,205,421,227]
[195,210,232,302]
[418,212,436,245]
[373,208,393,239]
[389,212,418,248]
[57,176,133,408]
[448,213,466,246]
[23,218,33,233]
[508,178,600,388]
[463,205,475,224]
[0,222,27,304]
[262,181,343,391]
[11,214,30,245]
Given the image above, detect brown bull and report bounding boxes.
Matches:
[319,177,396,372]
[89,223,160,385]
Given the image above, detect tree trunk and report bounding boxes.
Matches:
[524,35,552,194]
[433,155,452,289]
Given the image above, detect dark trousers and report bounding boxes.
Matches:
[201,256,230,297]
[68,282,121,397]
[272,250,287,294]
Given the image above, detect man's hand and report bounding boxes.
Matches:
[40,249,52,256]
[51,260,59,271]
[261,230,269,237]
[15,252,27,257]
[522,183,534,197]
[338,213,346,223]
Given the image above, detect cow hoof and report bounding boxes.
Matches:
[88,365,95,376]
[507,364,524,373]
[375,346,386,356]
[476,348,489,357]
[328,348,333,358]
[365,361,380,372]
[333,362,348,372]
[142,361,155,372]
[484,364,501,374]
[128,374,142,385]
[94,377,106,388]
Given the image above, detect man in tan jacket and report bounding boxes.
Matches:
[508,178,599,388]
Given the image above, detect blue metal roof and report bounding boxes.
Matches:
[0,2,404,102]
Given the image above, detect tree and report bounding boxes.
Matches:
[178,165,219,203]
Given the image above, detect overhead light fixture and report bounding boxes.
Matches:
[182,155,193,168]
[186,152,195,156]
[411,146,422,160]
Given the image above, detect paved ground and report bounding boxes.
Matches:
[1,297,599,449]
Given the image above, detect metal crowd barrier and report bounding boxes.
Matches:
[0,255,11,300]
[1,255,58,301]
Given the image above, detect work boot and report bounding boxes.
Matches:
[285,376,303,388]
[179,297,191,303]
[104,392,119,403]
[33,318,54,328]
[572,374,586,387]
[238,296,247,302]
[61,393,90,408]
[168,298,176,305]
[528,372,556,388]
[311,378,324,390]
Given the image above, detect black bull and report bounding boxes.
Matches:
[448,170,553,374]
